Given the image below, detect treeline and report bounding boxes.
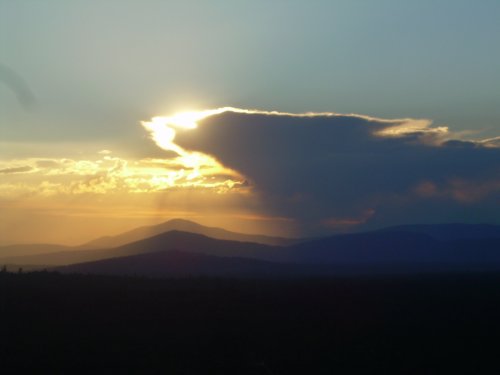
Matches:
[2,270,500,374]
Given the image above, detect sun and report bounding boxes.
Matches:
[141,108,233,154]
[140,108,245,188]
[165,111,205,129]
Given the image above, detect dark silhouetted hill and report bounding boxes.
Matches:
[59,249,305,278]
[3,223,500,276]
[2,230,284,266]
[287,230,500,271]
[0,219,293,265]
[288,231,441,264]
[377,223,500,241]
[79,218,297,248]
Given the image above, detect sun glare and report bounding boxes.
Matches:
[166,111,203,129]
[141,108,238,156]
[140,108,246,191]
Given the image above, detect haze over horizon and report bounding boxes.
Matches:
[1,0,499,245]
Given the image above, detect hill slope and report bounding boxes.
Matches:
[377,223,500,241]
[288,230,500,268]
[79,218,298,248]
[4,223,500,276]
[1,230,284,266]
[59,249,304,278]
[58,233,500,278]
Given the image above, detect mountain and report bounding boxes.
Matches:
[287,230,500,269]
[287,231,441,264]
[0,219,297,265]
[58,233,500,279]
[79,218,298,248]
[59,249,305,278]
[377,223,500,241]
[4,223,500,275]
[1,230,284,266]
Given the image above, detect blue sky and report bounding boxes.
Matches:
[0,0,499,243]
[1,0,499,142]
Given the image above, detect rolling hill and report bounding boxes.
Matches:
[0,230,284,266]
[3,223,500,277]
[0,218,296,265]
[287,229,500,269]
[58,231,500,278]
[59,249,305,278]
[377,223,500,241]
[79,218,298,248]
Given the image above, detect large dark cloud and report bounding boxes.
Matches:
[174,111,500,234]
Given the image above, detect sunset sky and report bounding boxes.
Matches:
[1,0,499,245]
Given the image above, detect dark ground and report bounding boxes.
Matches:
[2,271,500,374]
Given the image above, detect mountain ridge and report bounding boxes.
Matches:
[376,223,500,241]
[59,249,304,278]
[2,222,500,276]
[79,218,299,248]
[0,230,284,266]
[0,218,298,262]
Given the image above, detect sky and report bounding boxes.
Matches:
[0,0,499,244]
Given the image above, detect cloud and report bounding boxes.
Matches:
[152,108,500,234]
[480,137,500,148]
[0,165,33,174]
[0,153,245,198]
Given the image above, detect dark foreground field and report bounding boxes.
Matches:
[2,271,500,374]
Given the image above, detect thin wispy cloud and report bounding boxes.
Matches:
[0,154,244,198]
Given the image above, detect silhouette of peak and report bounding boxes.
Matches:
[80,218,297,249]
[377,223,500,241]
[160,218,204,228]
[59,248,297,278]
[137,229,214,243]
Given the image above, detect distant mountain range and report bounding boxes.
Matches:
[0,230,283,266]
[79,218,298,248]
[2,220,500,277]
[377,223,500,241]
[61,228,500,278]
[59,249,305,278]
[287,230,500,265]
[0,218,297,262]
